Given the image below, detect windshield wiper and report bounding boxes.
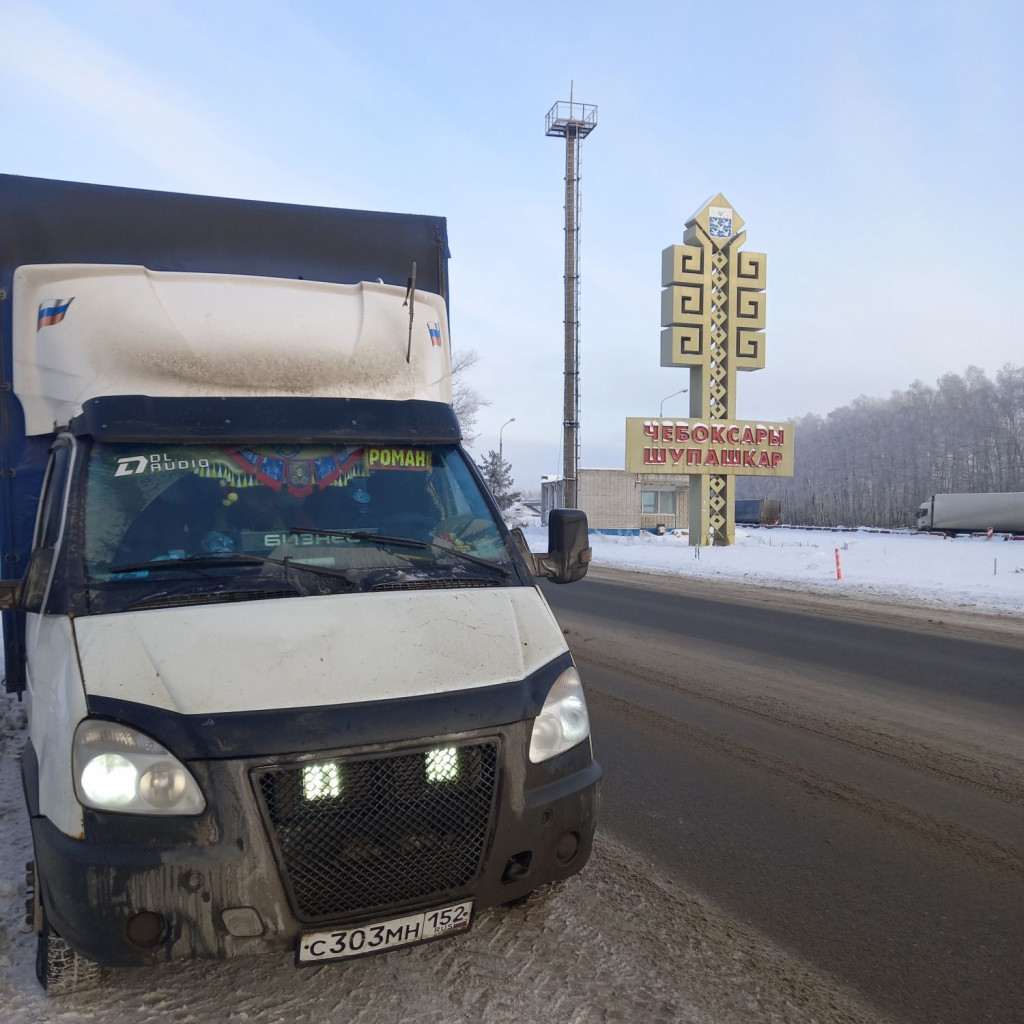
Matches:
[124,580,302,612]
[110,554,265,574]
[289,527,512,578]
[106,553,356,586]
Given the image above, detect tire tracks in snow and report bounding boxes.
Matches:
[565,623,1024,881]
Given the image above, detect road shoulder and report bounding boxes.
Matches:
[585,564,1024,648]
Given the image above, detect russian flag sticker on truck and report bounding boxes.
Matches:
[37,297,75,330]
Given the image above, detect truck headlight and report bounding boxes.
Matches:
[73,721,206,815]
[528,666,591,763]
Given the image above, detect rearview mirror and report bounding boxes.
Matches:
[512,509,592,584]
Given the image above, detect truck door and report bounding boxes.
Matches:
[22,436,89,838]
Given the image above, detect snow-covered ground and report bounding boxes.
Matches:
[2,525,1017,1021]
[0,699,894,1024]
[524,525,1024,617]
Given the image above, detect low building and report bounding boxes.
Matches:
[541,470,690,534]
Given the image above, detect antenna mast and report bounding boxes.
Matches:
[545,87,597,509]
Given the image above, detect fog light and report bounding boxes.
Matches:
[126,911,165,947]
[555,832,579,865]
[426,746,459,783]
[303,762,342,800]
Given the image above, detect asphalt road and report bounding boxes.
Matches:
[541,568,1024,1024]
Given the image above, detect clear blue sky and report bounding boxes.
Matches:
[3,0,1022,488]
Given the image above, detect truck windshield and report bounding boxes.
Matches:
[84,442,512,585]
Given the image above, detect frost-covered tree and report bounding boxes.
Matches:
[737,363,1024,528]
[451,349,488,446]
[477,450,521,511]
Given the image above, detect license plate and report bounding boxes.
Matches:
[296,900,473,964]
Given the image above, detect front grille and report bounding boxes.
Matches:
[253,742,498,920]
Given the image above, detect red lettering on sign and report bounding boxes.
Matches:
[743,451,757,467]
[644,448,667,464]
[710,425,725,444]
[727,426,741,444]
[670,448,685,464]
[771,451,783,467]
[741,427,755,444]
[644,424,658,440]
[758,451,772,467]
[755,427,768,444]
[675,425,689,443]
[686,449,703,465]
[704,449,720,466]
[768,427,785,446]
[722,450,742,466]
[692,425,710,443]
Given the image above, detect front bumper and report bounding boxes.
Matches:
[30,722,600,968]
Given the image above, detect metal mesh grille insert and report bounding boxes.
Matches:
[254,742,498,920]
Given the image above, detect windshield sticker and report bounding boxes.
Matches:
[289,460,312,489]
[366,448,429,470]
[250,531,358,550]
[226,448,363,496]
[115,454,211,477]
[110,447,367,497]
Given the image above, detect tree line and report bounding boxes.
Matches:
[738,364,1024,528]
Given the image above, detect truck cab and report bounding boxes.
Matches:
[0,178,599,992]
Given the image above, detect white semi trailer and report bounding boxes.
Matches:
[914,492,1024,535]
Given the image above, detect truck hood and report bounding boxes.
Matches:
[73,586,567,716]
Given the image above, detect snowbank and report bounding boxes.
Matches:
[525,526,1024,616]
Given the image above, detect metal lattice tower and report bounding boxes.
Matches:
[546,93,597,509]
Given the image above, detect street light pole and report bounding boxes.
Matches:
[499,417,515,464]
[659,388,689,418]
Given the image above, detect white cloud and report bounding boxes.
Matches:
[1,1,288,196]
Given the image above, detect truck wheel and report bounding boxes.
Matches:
[36,921,103,995]
[27,860,103,995]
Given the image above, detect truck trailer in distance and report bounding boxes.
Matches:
[734,498,782,527]
[914,492,1024,535]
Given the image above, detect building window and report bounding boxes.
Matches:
[641,489,676,515]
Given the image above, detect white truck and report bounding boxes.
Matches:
[0,175,600,992]
[914,492,1024,535]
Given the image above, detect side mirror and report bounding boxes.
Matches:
[0,577,23,611]
[512,509,592,584]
